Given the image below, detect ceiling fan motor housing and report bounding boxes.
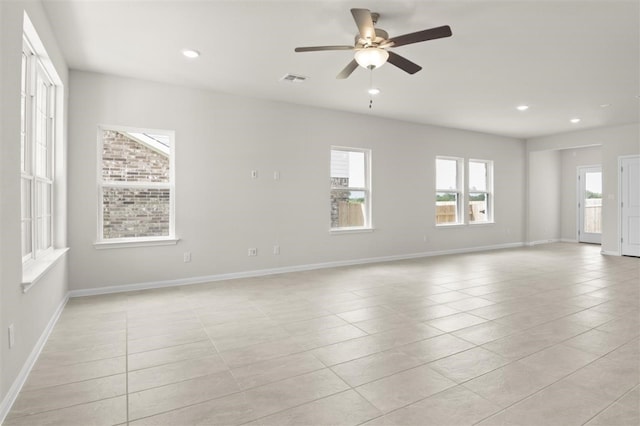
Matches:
[355,28,389,48]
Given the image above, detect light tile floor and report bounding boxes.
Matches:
[5,243,639,425]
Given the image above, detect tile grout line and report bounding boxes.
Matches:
[125,302,633,424]
[235,370,356,426]
[339,296,637,424]
[126,366,345,424]
[466,336,639,425]
[579,384,640,426]
[2,396,126,422]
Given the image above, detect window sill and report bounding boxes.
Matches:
[330,227,375,235]
[94,237,180,250]
[22,248,70,293]
[436,221,496,228]
[435,223,466,228]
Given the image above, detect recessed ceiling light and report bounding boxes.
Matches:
[599,103,611,108]
[181,49,200,59]
[368,88,381,95]
[516,105,529,111]
[570,118,581,124]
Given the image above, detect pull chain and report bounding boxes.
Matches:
[368,67,374,109]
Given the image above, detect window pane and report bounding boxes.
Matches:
[44,183,52,215]
[43,216,51,250]
[436,159,457,190]
[36,180,45,216]
[22,221,32,258]
[102,130,170,183]
[331,150,365,188]
[21,132,27,174]
[103,187,170,239]
[584,171,602,234]
[436,192,458,224]
[21,92,28,172]
[330,190,365,228]
[469,161,487,191]
[20,179,33,257]
[35,145,47,177]
[46,117,53,179]
[34,75,50,178]
[470,193,488,222]
[21,178,31,220]
[36,217,45,251]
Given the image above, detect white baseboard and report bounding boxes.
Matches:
[69,242,525,298]
[526,239,560,246]
[560,238,578,243]
[601,250,620,256]
[0,294,69,424]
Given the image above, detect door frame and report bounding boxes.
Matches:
[618,155,640,256]
[577,165,602,244]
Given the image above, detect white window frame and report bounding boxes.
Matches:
[21,34,55,266]
[330,146,372,232]
[435,156,464,226]
[468,159,494,224]
[20,13,70,292]
[95,125,177,249]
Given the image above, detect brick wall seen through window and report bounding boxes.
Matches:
[99,130,173,240]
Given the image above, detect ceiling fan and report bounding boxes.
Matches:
[294,8,452,79]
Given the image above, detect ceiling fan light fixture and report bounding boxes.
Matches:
[355,47,389,69]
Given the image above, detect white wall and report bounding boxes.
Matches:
[560,146,602,242]
[527,150,562,243]
[527,123,640,253]
[68,71,526,291]
[0,0,68,413]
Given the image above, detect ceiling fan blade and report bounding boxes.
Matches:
[336,59,358,79]
[295,45,354,52]
[388,25,452,47]
[387,51,422,74]
[351,8,376,41]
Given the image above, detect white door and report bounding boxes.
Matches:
[578,166,602,244]
[621,156,640,257]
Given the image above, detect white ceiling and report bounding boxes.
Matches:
[42,0,640,139]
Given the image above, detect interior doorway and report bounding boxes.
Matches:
[578,166,602,244]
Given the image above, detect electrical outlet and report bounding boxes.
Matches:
[248,248,257,256]
[183,252,191,263]
[8,324,15,349]
[273,245,280,255]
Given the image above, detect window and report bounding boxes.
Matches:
[435,157,463,225]
[21,36,56,264]
[97,127,175,245]
[469,160,493,223]
[330,147,371,230]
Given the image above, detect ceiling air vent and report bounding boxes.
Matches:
[280,74,308,83]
